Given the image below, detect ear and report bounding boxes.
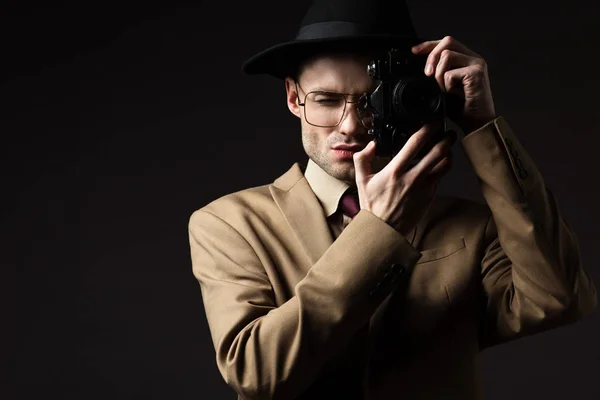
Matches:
[285,77,302,119]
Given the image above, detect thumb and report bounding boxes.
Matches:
[353,140,376,183]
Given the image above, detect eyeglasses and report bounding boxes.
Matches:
[295,81,375,129]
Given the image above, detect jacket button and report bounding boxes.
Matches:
[391,263,404,274]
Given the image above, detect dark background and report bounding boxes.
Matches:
[9,1,599,399]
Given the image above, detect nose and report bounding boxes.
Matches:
[339,102,366,136]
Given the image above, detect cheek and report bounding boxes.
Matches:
[302,127,336,150]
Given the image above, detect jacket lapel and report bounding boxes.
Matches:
[270,162,334,266]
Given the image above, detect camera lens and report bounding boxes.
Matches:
[392,77,442,120]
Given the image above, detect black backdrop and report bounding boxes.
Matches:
[9,1,599,399]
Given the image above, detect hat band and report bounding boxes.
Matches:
[295,21,374,40]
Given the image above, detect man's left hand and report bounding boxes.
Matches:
[412,36,496,134]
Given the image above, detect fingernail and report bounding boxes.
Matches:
[425,64,433,75]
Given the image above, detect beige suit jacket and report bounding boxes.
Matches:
[188,117,597,400]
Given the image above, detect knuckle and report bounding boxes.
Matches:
[472,63,486,75]
[389,166,401,179]
[443,35,454,45]
[429,145,444,160]
[436,68,445,80]
[437,140,453,156]
[404,171,418,186]
[440,49,451,61]
[443,71,453,83]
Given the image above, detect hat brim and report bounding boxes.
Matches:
[241,34,425,80]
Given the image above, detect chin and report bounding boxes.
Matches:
[327,163,356,184]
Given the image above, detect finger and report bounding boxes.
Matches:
[353,140,376,184]
[434,49,477,92]
[428,150,454,178]
[384,122,444,174]
[422,153,453,188]
[413,37,479,57]
[411,40,441,55]
[423,36,481,77]
[443,65,486,96]
[409,130,457,180]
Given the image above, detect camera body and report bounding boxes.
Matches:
[365,48,464,157]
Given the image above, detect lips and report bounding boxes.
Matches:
[332,144,364,151]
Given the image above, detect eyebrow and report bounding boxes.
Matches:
[309,86,373,95]
[296,80,378,96]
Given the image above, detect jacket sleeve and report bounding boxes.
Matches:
[461,117,597,349]
[188,208,421,400]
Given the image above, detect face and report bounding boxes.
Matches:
[285,52,377,185]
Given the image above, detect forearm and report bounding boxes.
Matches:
[189,209,421,399]
[462,117,597,343]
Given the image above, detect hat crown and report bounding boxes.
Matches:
[298,0,417,38]
[241,0,421,79]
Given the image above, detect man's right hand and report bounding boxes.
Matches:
[353,123,457,237]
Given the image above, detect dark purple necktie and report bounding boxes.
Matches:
[340,191,360,219]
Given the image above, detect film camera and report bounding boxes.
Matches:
[361,48,464,158]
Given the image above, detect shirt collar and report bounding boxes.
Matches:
[304,159,350,217]
[304,155,392,217]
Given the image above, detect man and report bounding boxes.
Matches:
[188,0,597,399]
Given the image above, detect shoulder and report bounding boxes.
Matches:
[188,162,306,228]
[189,183,277,228]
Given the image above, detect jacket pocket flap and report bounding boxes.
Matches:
[416,238,466,264]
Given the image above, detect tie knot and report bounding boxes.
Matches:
[340,191,360,219]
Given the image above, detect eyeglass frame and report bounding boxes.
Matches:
[294,81,374,129]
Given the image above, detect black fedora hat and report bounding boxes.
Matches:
[242,0,423,80]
